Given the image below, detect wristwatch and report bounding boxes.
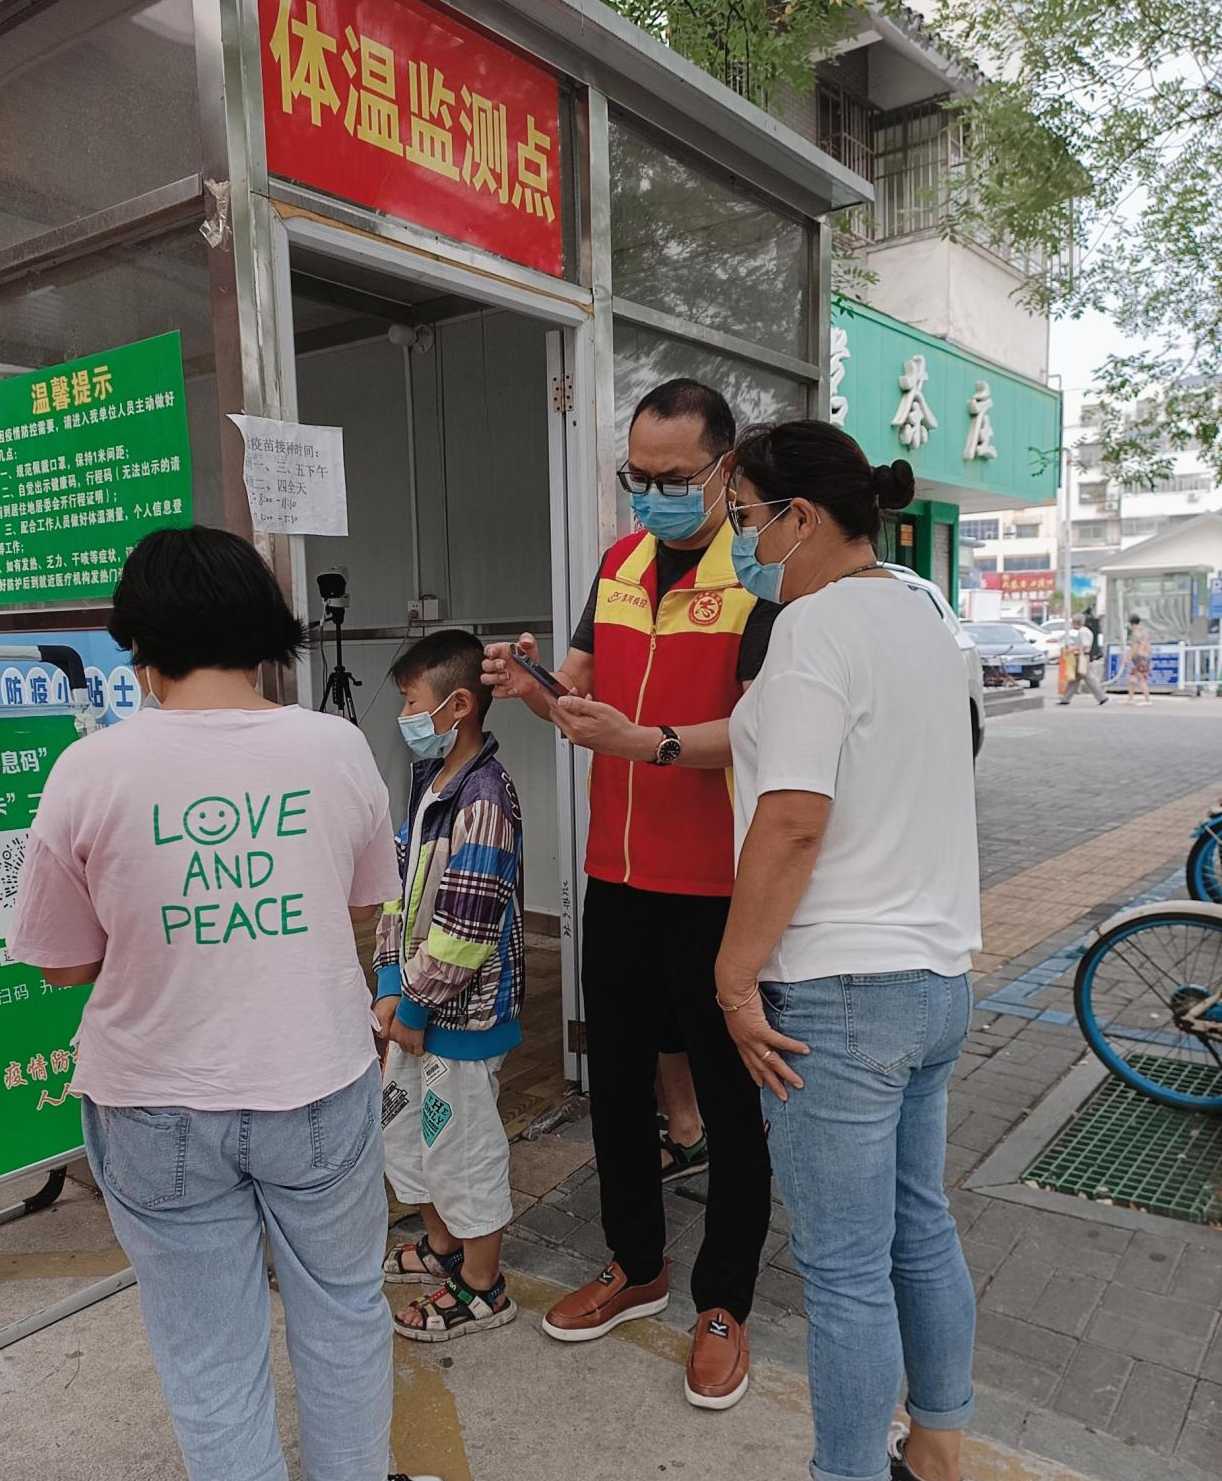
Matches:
[651,725,682,767]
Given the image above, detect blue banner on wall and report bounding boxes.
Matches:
[0,629,137,725]
[1105,642,1182,689]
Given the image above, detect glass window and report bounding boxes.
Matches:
[0,0,201,251]
[609,119,810,358]
[1002,555,1052,572]
[613,321,808,532]
[975,557,997,572]
[0,228,223,530]
[960,518,999,541]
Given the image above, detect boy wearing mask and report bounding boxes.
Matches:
[373,629,525,1342]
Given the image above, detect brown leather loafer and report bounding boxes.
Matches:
[684,1309,749,1409]
[541,1259,670,1342]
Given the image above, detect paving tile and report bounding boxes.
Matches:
[943,1142,983,1184]
[947,1188,990,1235]
[509,1202,588,1247]
[1169,1245,1222,1310]
[508,1135,596,1197]
[979,1253,1054,1320]
[548,1179,603,1222]
[1085,1307,1209,1375]
[1176,1380,1222,1470]
[1052,1342,1133,1428]
[1113,1232,1186,1296]
[976,1310,1076,1372]
[948,1110,1013,1153]
[1107,1361,1195,1455]
[752,1262,806,1314]
[972,1344,1060,1406]
[1028,1271,1106,1338]
[1202,1328,1222,1386]
[1100,1282,1217,1339]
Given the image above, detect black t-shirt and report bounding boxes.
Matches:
[569,539,781,683]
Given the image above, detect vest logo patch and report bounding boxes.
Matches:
[688,591,723,626]
[607,588,649,609]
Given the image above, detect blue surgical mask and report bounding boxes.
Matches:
[629,458,725,542]
[731,510,800,604]
[397,691,458,760]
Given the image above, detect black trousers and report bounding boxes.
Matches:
[581,878,772,1323]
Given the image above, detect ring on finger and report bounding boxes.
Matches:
[762,1048,774,1062]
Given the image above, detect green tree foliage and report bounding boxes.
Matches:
[920,0,1222,483]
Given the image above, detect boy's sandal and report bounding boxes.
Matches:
[660,1131,709,1185]
[382,1235,464,1284]
[393,1272,518,1342]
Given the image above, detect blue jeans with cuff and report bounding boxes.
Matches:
[762,970,976,1481]
[82,1061,392,1481]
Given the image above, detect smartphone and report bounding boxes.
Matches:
[510,643,570,699]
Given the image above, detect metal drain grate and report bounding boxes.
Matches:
[1024,1058,1222,1225]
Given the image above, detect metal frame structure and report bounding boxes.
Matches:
[0,0,868,1095]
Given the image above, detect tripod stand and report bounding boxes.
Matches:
[318,598,360,724]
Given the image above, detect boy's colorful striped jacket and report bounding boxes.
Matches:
[373,734,525,1061]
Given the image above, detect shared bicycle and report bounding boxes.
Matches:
[1072,806,1222,1112]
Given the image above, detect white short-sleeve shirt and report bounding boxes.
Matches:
[729,577,981,982]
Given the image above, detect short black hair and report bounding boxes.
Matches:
[1129,614,1142,624]
[109,526,307,679]
[629,379,735,457]
[390,629,491,721]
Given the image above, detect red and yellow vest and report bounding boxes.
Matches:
[585,522,756,897]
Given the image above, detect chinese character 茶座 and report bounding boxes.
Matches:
[891,355,938,450]
[269,0,340,127]
[829,326,850,428]
[964,380,998,461]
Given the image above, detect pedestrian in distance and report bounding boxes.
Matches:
[1124,614,1153,704]
[716,421,980,1481]
[374,630,525,1345]
[1058,614,1109,706]
[7,526,439,1481]
[483,379,777,1410]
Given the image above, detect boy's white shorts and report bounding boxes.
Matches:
[381,1043,512,1240]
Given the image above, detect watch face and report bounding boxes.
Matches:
[658,737,682,765]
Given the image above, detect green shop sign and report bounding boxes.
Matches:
[0,331,193,607]
[0,711,89,1183]
[831,299,1061,503]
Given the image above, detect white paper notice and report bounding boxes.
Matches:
[228,414,348,536]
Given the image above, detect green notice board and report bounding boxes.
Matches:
[0,331,193,606]
[0,711,90,1184]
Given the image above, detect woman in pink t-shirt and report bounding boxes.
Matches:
[9,527,434,1481]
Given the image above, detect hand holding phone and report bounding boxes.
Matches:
[509,643,570,700]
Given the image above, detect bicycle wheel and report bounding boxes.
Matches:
[1187,824,1222,903]
[1074,909,1222,1111]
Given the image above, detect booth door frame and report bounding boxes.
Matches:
[264,212,596,1088]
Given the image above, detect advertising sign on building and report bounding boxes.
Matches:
[981,572,1056,597]
[259,0,564,277]
[0,630,138,725]
[0,333,193,607]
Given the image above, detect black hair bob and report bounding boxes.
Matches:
[109,525,307,679]
[733,419,915,542]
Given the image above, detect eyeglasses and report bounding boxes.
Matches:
[615,455,721,499]
[727,495,793,535]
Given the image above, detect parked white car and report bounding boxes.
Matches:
[884,564,986,757]
[1010,619,1063,662]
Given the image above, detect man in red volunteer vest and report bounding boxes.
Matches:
[484,381,775,1409]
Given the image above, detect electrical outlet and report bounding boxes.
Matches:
[408,597,442,624]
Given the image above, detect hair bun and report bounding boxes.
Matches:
[872,460,916,511]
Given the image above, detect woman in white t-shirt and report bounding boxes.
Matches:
[715,422,980,1481]
[9,527,433,1481]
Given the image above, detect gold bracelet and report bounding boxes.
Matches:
[716,983,760,1012]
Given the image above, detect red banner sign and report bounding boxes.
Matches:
[258,0,564,277]
[980,571,1056,596]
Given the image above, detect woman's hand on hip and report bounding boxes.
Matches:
[721,990,808,1101]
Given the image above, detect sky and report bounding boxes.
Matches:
[1048,310,1136,396]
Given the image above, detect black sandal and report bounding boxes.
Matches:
[394,1271,518,1342]
[382,1234,464,1285]
[660,1131,709,1184]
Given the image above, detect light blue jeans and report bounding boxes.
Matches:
[82,1062,392,1481]
[762,970,976,1481]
